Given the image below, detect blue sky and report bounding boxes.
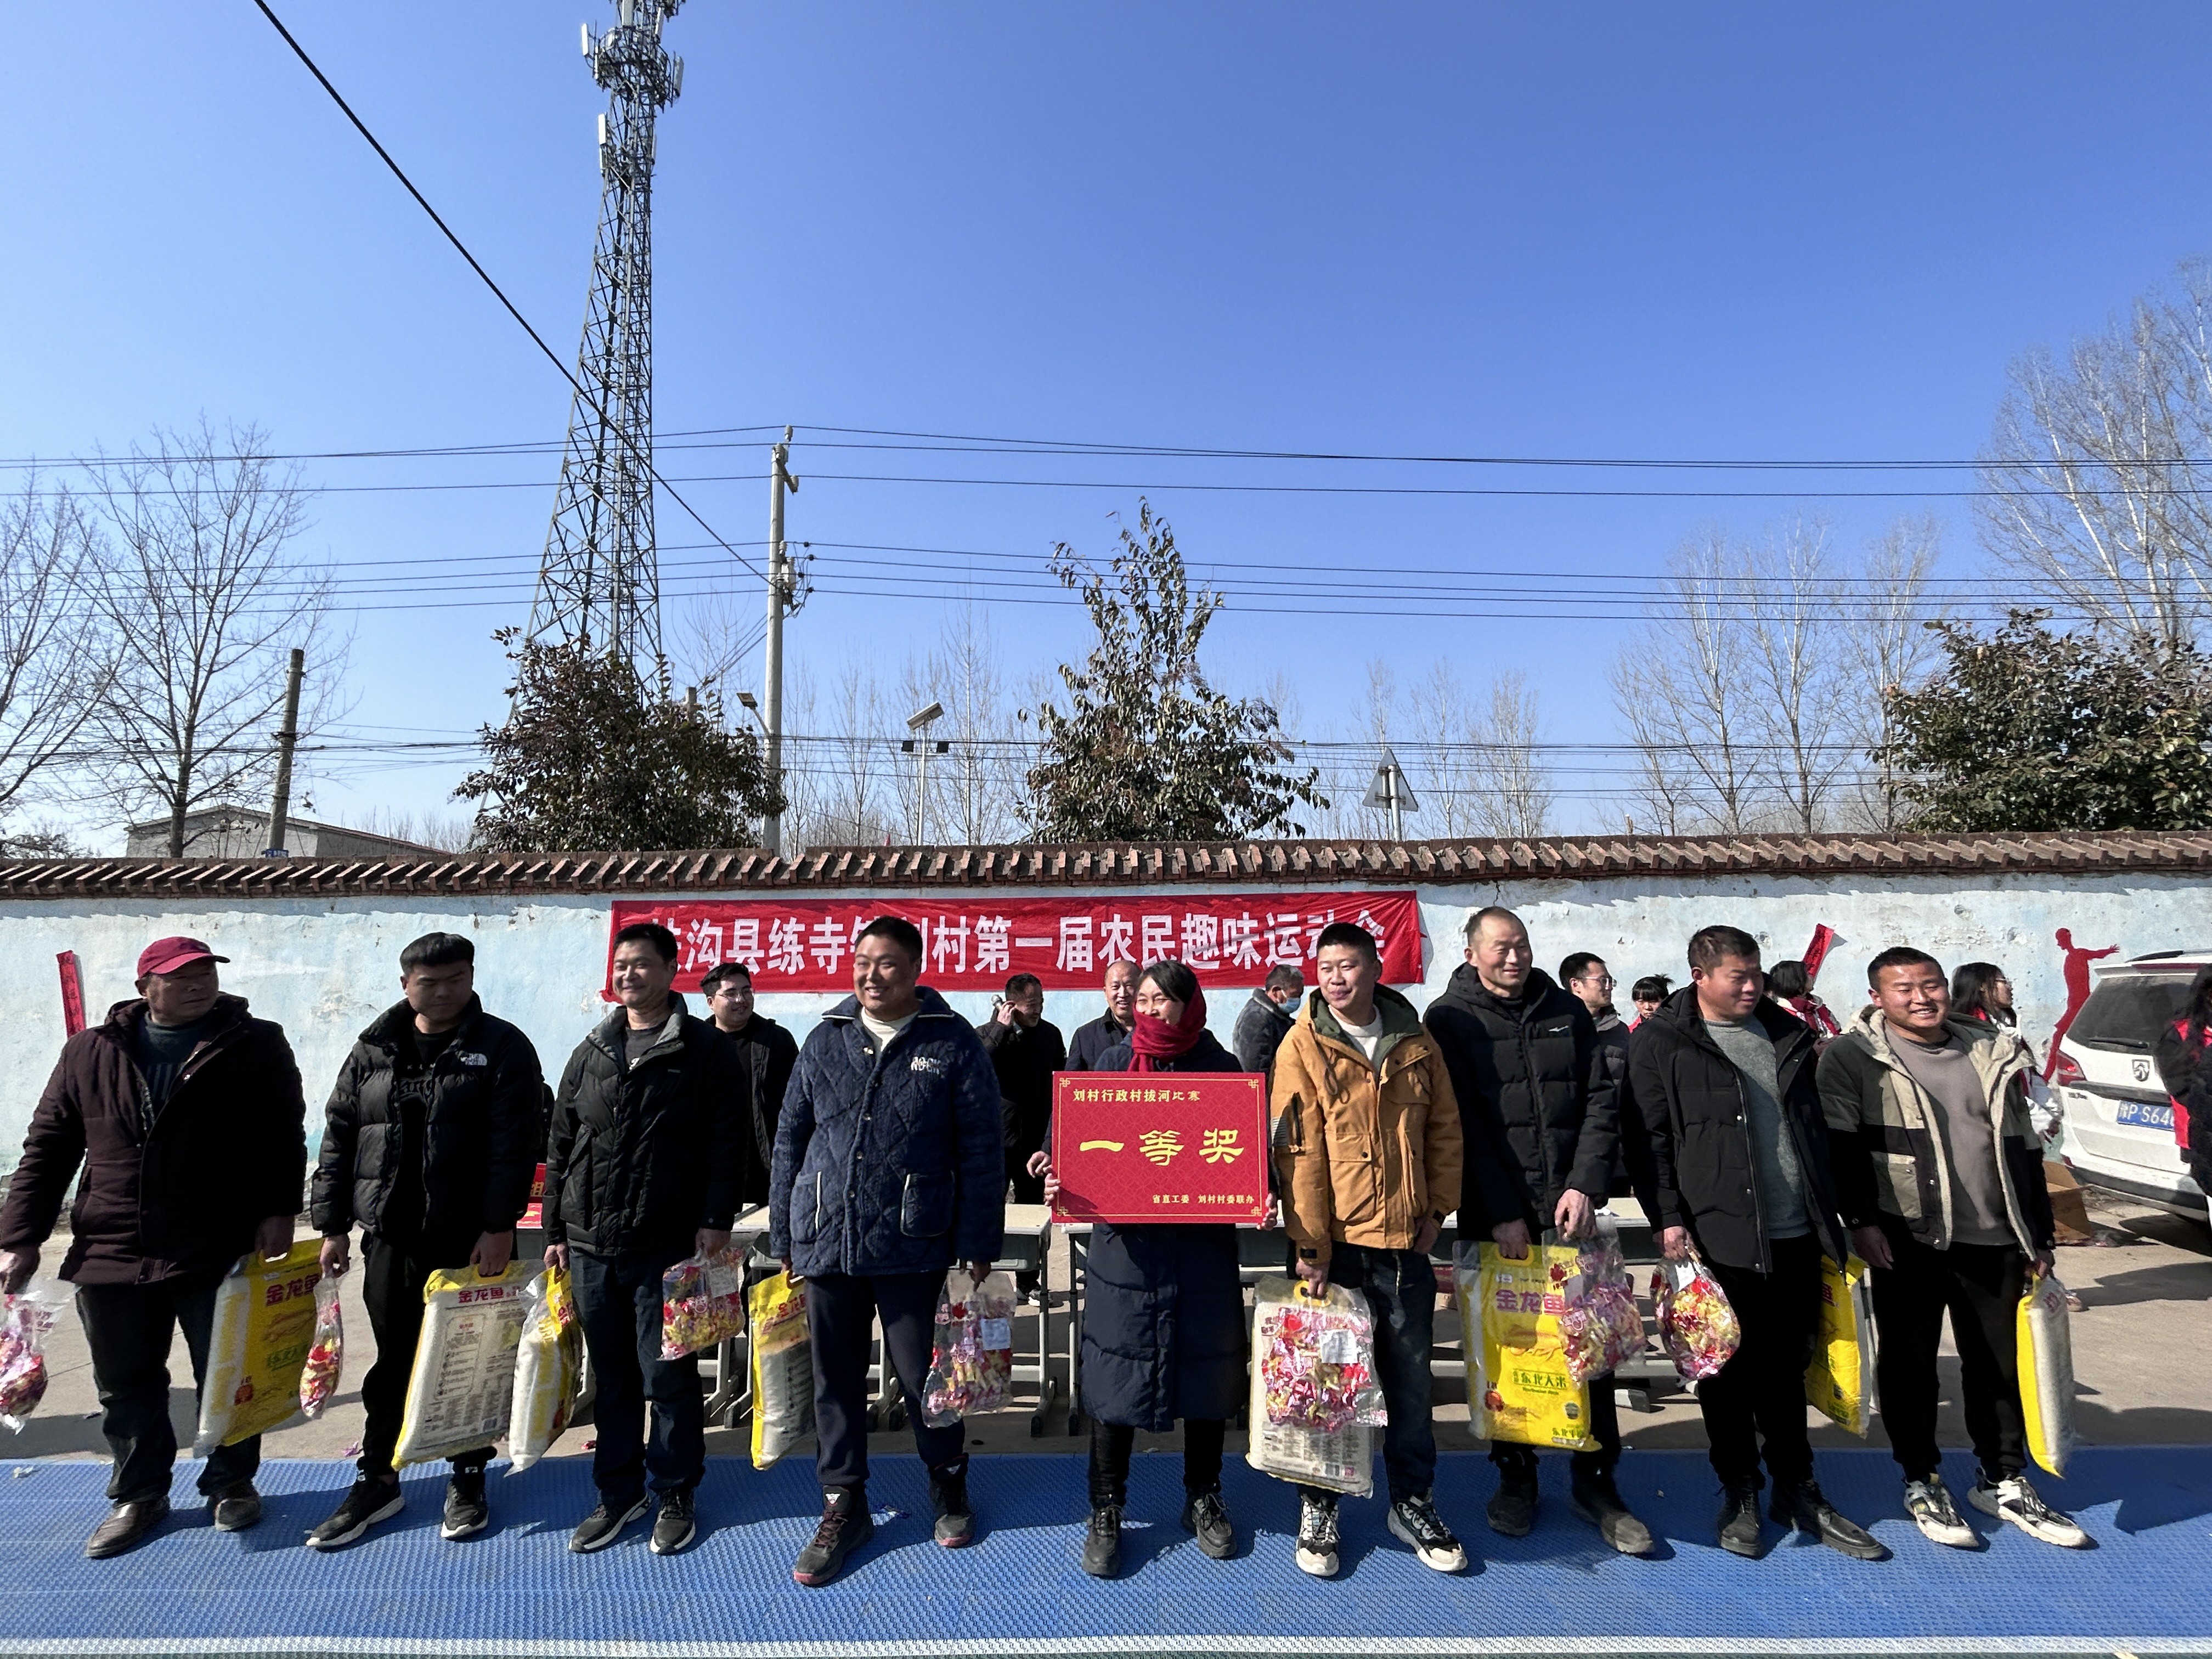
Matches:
[8,3,2212,844]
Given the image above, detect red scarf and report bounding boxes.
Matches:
[1128,986,1209,1071]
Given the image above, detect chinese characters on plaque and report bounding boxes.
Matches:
[1049,1073,1268,1225]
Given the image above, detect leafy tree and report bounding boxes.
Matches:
[458,630,781,852]
[1023,502,1324,841]
[1881,610,2212,832]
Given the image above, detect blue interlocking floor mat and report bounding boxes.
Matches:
[0,1448,2207,1657]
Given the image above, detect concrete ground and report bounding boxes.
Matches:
[8,1188,2206,1494]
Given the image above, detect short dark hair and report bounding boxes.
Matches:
[612,921,680,964]
[399,932,473,974]
[1313,922,1378,961]
[1631,974,1673,1002]
[1767,960,1810,1000]
[1137,957,1200,1007]
[1559,951,1605,986]
[1868,945,1944,987]
[1005,972,1042,998]
[1464,905,1522,943]
[1263,964,1305,994]
[857,915,924,963]
[1687,925,1760,973]
[701,960,753,995]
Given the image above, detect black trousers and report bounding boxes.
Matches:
[1870,1222,2028,1485]
[570,1247,705,1503]
[358,1232,492,1478]
[1491,1371,1622,1482]
[75,1273,258,1505]
[1087,1418,1226,1508]
[1697,1233,1823,1494]
[805,1269,967,1491]
[1005,1158,1046,1206]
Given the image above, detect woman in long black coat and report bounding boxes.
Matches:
[1032,957,1248,1578]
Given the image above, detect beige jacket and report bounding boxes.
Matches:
[1269,986,1464,1271]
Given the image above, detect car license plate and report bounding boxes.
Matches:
[2116,1100,2175,1131]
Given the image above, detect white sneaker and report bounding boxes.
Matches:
[1294,1493,1340,1578]
[1387,1493,1469,1573]
[1967,1475,2090,1548]
[1903,1477,1977,1549]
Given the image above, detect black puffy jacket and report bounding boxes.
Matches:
[723,1014,798,1207]
[309,998,544,1249]
[1624,987,1847,1272]
[1424,965,1618,1233]
[544,999,745,1260]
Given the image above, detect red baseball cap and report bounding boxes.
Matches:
[137,936,230,978]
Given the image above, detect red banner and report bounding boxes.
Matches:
[56,951,85,1037]
[1049,1073,1268,1225]
[605,890,1421,997]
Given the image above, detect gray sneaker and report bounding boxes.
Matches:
[568,1493,648,1554]
[650,1489,697,1555]
[1968,1475,2090,1548]
[1903,1477,1976,1549]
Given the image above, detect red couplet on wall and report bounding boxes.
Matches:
[56,950,85,1037]
[1049,1073,1268,1226]
[604,890,1422,998]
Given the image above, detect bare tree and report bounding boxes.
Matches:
[357,804,476,851]
[1468,669,1554,838]
[1840,514,1942,830]
[1979,261,2212,652]
[0,475,114,843]
[896,605,1022,845]
[1742,518,1853,833]
[87,424,348,856]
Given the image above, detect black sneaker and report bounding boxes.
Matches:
[568,1493,648,1554]
[1570,1474,1655,1556]
[650,1489,697,1555]
[1082,1504,1122,1578]
[1389,1491,1469,1572]
[1295,1491,1340,1579]
[441,1469,488,1542]
[794,1487,874,1587]
[210,1480,262,1533]
[1486,1472,1538,1537]
[1772,1480,1886,1561]
[307,1479,403,1551]
[1717,1485,1765,1558]
[929,1464,974,1548]
[1181,1489,1234,1559]
[85,1497,169,1560]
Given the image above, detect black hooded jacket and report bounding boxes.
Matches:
[1624,986,1847,1272]
[721,1013,798,1207]
[310,996,545,1249]
[1424,964,1618,1232]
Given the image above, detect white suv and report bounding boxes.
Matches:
[2051,951,2208,1221]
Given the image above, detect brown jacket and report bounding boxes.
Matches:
[1270,986,1464,1271]
[0,995,306,1285]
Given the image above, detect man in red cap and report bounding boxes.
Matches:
[0,936,307,1559]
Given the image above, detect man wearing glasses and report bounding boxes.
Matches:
[1562,953,1630,1093]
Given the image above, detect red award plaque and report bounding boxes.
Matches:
[1049,1073,1268,1224]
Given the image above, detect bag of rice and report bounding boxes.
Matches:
[1804,1254,1876,1436]
[193,1240,326,1454]
[393,1261,534,1468]
[507,1267,583,1474]
[2017,1269,2078,1477]
[748,1268,815,1469]
[1244,1276,1373,1497]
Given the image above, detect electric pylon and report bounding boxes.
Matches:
[527,1,685,676]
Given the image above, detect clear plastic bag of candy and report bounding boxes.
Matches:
[1258,1276,1387,1433]
[660,1245,748,1360]
[0,1284,63,1431]
[921,1268,1017,1427]
[1558,1217,1645,1385]
[297,1273,344,1420]
[1652,1254,1740,1384]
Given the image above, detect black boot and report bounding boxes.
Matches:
[1717,1485,1765,1558]
[1082,1504,1121,1577]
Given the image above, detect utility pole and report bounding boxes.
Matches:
[763,427,799,855]
[262,647,306,857]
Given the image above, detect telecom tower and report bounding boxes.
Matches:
[527,0,685,674]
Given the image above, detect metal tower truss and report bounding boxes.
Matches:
[528,0,686,675]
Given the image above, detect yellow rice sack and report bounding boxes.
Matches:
[2018,1270,2078,1477]
[507,1267,582,1474]
[192,1240,325,1454]
[748,1269,816,1470]
[1458,1243,1596,1453]
[1804,1254,1876,1435]
[393,1262,534,1468]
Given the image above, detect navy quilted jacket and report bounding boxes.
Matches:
[769,987,1005,1277]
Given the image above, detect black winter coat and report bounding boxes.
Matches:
[544,999,746,1260]
[978,1014,1066,1166]
[1625,988,1847,1272]
[723,1014,798,1207]
[1079,1031,1249,1431]
[770,988,1004,1278]
[0,995,306,1286]
[1066,1011,1132,1073]
[1231,990,1295,1076]
[1424,966,1619,1233]
[2153,1017,2212,1173]
[309,997,544,1250]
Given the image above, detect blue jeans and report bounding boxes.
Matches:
[569,1248,704,1503]
[1301,1243,1438,1504]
